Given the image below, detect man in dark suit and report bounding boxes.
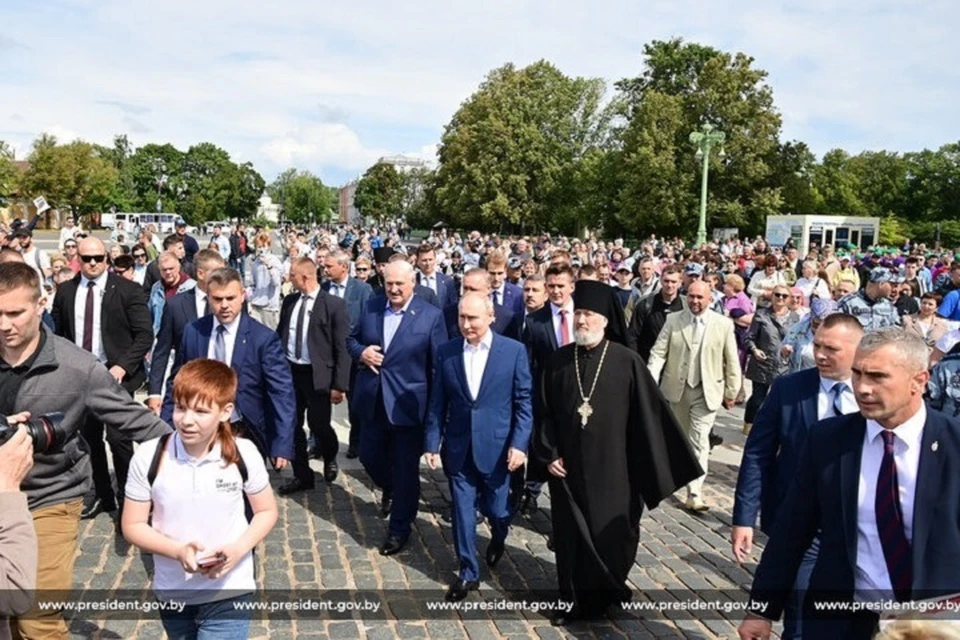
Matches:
[51,236,153,519]
[443,268,521,341]
[732,313,863,639]
[416,242,459,310]
[276,257,351,494]
[146,249,225,414]
[424,293,533,601]
[739,328,960,639]
[347,260,447,556]
[517,263,576,515]
[370,250,439,307]
[485,250,524,317]
[162,267,296,468]
[323,249,374,459]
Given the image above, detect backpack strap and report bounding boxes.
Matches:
[236,446,248,484]
[147,432,173,487]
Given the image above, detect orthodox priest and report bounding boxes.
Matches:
[536,283,702,625]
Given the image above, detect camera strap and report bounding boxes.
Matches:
[147,432,248,487]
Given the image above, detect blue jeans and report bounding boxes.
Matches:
[783,536,820,640]
[160,593,253,640]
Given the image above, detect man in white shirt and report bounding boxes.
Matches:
[16,231,50,281]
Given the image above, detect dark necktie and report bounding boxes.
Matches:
[875,430,913,602]
[294,296,309,360]
[82,281,95,352]
[831,382,848,416]
[203,294,212,316]
[493,290,500,306]
[213,324,227,364]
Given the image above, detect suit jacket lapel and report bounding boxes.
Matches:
[453,338,470,398]
[476,333,501,400]
[681,310,695,347]
[185,289,199,322]
[840,415,867,566]
[544,307,558,350]
[232,314,251,371]
[912,410,944,568]
[198,316,213,357]
[100,277,118,341]
[799,369,819,427]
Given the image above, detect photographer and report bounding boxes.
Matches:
[0,262,170,639]
[0,423,36,640]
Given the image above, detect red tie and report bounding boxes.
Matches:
[559,309,570,346]
[876,430,912,601]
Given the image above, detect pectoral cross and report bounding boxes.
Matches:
[577,401,593,428]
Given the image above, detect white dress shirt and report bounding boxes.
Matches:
[463,330,493,400]
[286,287,319,364]
[854,404,926,602]
[383,297,413,352]
[208,315,241,366]
[74,271,108,363]
[328,278,348,299]
[550,300,575,346]
[492,284,506,307]
[195,289,208,319]
[817,376,857,419]
[419,271,438,295]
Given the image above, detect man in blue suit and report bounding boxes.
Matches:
[146,249,225,413]
[732,313,863,639]
[443,268,521,341]
[162,267,296,467]
[347,260,447,556]
[425,293,533,601]
[416,243,459,310]
[739,328,960,640]
[486,251,524,317]
[322,250,373,459]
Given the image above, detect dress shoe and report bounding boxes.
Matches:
[309,447,322,460]
[546,535,554,551]
[345,446,359,459]
[519,492,538,517]
[708,430,724,450]
[685,497,710,512]
[323,460,339,483]
[485,539,505,567]
[81,497,117,520]
[380,491,393,518]
[379,535,408,556]
[277,479,313,496]
[445,578,479,602]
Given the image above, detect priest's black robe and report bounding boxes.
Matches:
[535,339,702,615]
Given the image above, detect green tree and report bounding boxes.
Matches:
[810,149,866,216]
[18,136,118,217]
[614,38,783,237]
[0,141,16,201]
[125,143,185,212]
[354,161,404,225]
[266,168,298,208]
[846,151,908,217]
[770,141,818,216]
[272,170,330,224]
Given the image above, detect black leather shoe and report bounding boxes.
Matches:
[709,430,724,450]
[379,535,408,556]
[324,460,339,483]
[445,578,479,602]
[81,497,117,520]
[519,492,538,517]
[345,447,359,459]
[551,606,578,626]
[277,479,313,496]
[380,492,393,518]
[485,539,505,567]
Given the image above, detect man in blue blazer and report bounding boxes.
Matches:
[416,243,459,310]
[322,250,374,459]
[739,328,960,640]
[162,267,296,466]
[347,260,447,556]
[425,293,533,601]
[486,251,525,317]
[732,313,863,639]
[443,268,521,341]
[146,249,225,413]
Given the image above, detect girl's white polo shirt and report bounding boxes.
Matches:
[125,433,269,605]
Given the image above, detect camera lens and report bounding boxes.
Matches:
[0,413,67,454]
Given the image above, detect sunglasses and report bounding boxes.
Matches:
[773,293,790,299]
[355,267,369,272]
[64,244,77,249]
[114,267,129,274]
[133,253,147,258]
[80,254,106,264]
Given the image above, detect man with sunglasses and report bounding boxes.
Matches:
[51,237,154,521]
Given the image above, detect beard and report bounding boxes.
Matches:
[574,327,605,347]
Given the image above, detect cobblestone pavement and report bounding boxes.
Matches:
[64,397,775,640]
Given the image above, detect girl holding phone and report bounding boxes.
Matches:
[122,359,278,638]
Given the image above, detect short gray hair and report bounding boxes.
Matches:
[459,291,494,315]
[328,250,351,268]
[857,327,928,373]
[383,259,415,282]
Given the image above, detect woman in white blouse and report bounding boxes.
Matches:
[793,260,831,304]
[747,254,787,308]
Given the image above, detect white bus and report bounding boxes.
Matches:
[100,213,186,235]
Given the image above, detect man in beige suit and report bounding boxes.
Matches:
[648,281,741,512]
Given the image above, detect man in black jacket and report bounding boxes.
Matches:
[51,237,154,519]
[628,264,686,363]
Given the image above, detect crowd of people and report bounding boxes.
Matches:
[2,216,960,639]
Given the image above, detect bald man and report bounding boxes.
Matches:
[51,236,154,520]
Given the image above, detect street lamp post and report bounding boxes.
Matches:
[689,123,726,248]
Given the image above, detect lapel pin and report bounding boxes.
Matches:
[932,441,939,452]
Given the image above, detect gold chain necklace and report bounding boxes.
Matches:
[574,339,609,428]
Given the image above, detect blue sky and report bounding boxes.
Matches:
[1,0,957,187]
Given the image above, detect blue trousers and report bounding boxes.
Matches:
[448,455,511,582]
[360,400,423,540]
[783,536,820,640]
[160,593,252,640]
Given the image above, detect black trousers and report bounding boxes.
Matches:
[291,364,335,485]
[745,381,771,424]
[83,382,137,505]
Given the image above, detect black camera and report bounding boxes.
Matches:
[0,413,67,454]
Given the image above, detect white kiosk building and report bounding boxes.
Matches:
[765,215,880,256]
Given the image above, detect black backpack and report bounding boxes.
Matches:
[147,432,248,487]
